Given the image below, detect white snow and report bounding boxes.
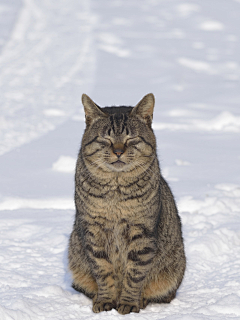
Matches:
[0,0,240,319]
[153,111,240,132]
[177,57,214,74]
[0,197,74,211]
[175,159,191,166]
[199,20,225,31]
[43,109,66,117]
[52,156,76,173]
[176,3,200,17]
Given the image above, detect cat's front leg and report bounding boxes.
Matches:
[118,242,156,314]
[117,271,144,314]
[92,267,117,313]
[84,235,117,312]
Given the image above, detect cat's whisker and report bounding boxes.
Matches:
[134,159,159,177]
[77,159,108,183]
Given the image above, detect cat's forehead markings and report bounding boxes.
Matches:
[107,113,128,135]
[100,106,132,135]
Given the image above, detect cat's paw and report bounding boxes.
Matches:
[117,304,140,315]
[92,300,116,313]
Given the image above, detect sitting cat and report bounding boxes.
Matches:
[68,93,186,314]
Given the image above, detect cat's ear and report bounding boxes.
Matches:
[131,93,155,125]
[82,94,107,125]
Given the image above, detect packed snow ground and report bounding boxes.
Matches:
[0,0,240,319]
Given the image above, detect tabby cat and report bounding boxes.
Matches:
[68,93,186,314]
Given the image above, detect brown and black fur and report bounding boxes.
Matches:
[68,93,186,314]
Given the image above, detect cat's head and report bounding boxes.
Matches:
[81,94,156,176]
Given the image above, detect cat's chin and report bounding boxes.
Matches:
[109,160,127,172]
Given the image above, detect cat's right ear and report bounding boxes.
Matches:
[82,94,107,125]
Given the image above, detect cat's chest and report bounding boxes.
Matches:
[79,175,154,220]
[105,222,129,265]
[101,198,134,221]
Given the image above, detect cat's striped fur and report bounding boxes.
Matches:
[68,93,186,314]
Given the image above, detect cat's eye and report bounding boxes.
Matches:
[97,137,112,147]
[126,128,129,135]
[125,137,141,147]
[107,128,111,136]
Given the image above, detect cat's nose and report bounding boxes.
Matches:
[113,144,125,158]
[114,149,124,158]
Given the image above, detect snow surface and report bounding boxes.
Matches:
[0,0,240,319]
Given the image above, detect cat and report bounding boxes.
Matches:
[68,93,186,315]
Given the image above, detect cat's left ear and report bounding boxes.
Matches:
[131,93,155,125]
